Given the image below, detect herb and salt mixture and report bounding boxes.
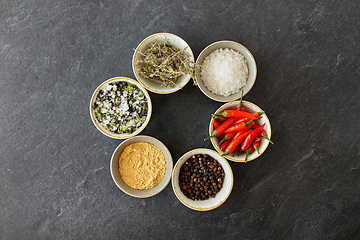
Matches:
[93,81,148,134]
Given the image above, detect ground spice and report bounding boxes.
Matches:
[119,142,166,190]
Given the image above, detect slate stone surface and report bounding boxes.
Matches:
[1,0,360,239]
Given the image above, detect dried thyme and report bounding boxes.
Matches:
[135,39,193,88]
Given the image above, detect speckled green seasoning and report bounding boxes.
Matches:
[93,81,148,134]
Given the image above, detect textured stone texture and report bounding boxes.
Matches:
[1,0,360,239]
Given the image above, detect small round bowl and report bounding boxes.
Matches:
[195,40,257,102]
[210,101,271,163]
[132,33,194,94]
[90,77,152,139]
[172,148,233,211]
[110,135,173,198]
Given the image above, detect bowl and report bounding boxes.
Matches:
[195,40,257,102]
[209,101,272,163]
[172,148,233,211]
[132,33,194,94]
[90,77,152,139]
[110,135,173,198]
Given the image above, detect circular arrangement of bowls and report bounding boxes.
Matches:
[110,135,173,198]
[195,40,257,102]
[172,148,233,211]
[90,33,272,208]
[89,77,152,139]
[209,101,272,163]
[132,33,194,94]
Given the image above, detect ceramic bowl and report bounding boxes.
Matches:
[90,77,152,139]
[110,135,173,198]
[132,33,194,94]
[195,40,257,102]
[210,101,272,163]
[172,148,233,211]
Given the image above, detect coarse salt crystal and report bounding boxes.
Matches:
[201,48,249,97]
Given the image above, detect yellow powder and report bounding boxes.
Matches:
[118,142,166,190]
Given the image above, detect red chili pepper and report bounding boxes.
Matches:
[233,148,239,156]
[219,131,236,145]
[244,145,254,162]
[213,119,219,129]
[247,121,255,130]
[212,115,226,122]
[253,124,274,145]
[252,111,264,118]
[214,110,257,120]
[233,117,248,125]
[252,137,261,154]
[232,112,262,125]
[220,139,231,151]
[236,90,244,111]
[204,117,240,140]
[223,119,254,133]
[223,129,253,155]
[240,123,266,151]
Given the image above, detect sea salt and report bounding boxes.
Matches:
[201,48,249,97]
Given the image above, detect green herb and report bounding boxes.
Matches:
[93,82,148,134]
[135,39,193,88]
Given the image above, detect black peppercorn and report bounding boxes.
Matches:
[179,154,225,201]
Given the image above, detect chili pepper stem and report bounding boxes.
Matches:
[204,132,217,141]
[254,145,260,154]
[244,119,253,127]
[233,149,239,156]
[245,148,253,162]
[213,112,226,117]
[212,115,221,121]
[236,90,244,110]
[222,150,230,156]
[263,134,274,144]
[252,137,260,154]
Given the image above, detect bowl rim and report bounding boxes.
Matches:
[195,40,257,102]
[89,77,152,139]
[132,32,195,94]
[210,100,272,162]
[171,148,234,211]
[110,135,173,198]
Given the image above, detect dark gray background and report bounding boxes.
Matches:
[1,0,359,239]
